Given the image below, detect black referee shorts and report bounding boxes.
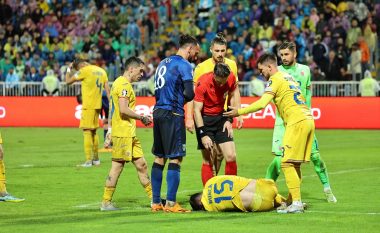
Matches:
[195,114,233,150]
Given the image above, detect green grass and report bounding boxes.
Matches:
[0,128,380,233]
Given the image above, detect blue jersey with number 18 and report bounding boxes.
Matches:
[153,55,193,115]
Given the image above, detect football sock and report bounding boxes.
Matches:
[265,155,282,180]
[83,131,93,162]
[0,160,6,194]
[92,132,99,161]
[143,182,153,199]
[201,163,214,186]
[166,163,180,202]
[151,162,164,204]
[311,152,330,188]
[225,161,237,175]
[102,186,115,202]
[282,162,301,201]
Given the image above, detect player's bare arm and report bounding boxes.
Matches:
[185,100,195,133]
[119,98,152,126]
[194,101,213,150]
[65,62,77,85]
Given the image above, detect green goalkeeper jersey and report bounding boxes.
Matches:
[275,63,311,126]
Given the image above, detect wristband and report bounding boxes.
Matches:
[197,126,206,138]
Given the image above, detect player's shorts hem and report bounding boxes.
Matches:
[283,159,310,163]
[152,153,186,158]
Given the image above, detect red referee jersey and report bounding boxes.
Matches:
[194,71,237,116]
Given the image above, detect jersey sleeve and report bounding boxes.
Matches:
[180,62,194,83]
[115,82,131,99]
[228,73,237,92]
[193,64,202,83]
[74,69,86,81]
[194,81,206,102]
[264,78,280,96]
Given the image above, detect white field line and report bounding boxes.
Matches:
[308,210,380,215]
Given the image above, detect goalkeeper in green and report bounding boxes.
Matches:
[266,41,337,203]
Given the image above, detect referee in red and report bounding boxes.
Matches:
[193,63,239,186]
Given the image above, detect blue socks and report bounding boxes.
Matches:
[166,163,180,202]
[151,162,164,204]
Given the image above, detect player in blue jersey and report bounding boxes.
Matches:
[151,34,200,213]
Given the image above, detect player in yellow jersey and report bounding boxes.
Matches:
[189,175,285,212]
[0,132,25,202]
[186,33,243,184]
[224,53,315,213]
[65,59,110,167]
[100,57,153,211]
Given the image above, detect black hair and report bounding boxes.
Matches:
[214,63,231,78]
[179,34,198,48]
[257,53,277,65]
[211,32,227,46]
[189,192,205,211]
[124,56,145,70]
[278,41,296,52]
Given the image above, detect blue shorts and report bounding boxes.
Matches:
[152,108,186,158]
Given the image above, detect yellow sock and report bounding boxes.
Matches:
[143,182,152,199]
[295,163,302,183]
[0,160,6,194]
[281,162,301,201]
[83,131,93,161]
[102,186,116,202]
[92,132,99,161]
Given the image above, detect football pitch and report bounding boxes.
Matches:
[0,127,379,233]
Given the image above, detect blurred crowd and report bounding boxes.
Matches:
[0,0,379,96]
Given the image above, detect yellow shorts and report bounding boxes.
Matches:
[282,119,315,163]
[251,179,278,212]
[79,109,100,129]
[112,136,144,162]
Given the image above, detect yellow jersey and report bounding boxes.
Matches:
[265,71,313,126]
[75,65,108,109]
[194,57,238,83]
[201,175,252,212]
[110,76,136,138]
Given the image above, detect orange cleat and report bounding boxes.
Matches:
[164,203,191,213]
[151,203,164,212]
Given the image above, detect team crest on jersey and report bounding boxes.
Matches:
[121,89,128,97]
[265,80,272,88]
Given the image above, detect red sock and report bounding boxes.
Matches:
[201,163,214,186]
[225,161,237,175]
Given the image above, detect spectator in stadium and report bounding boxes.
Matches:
[100,57,153,211]
[41,69,59,96]
[350,43,362,81]
[65,59,110,167]
[5,67,19,96]
[0,132,24,202]
[187,33,242,186]
[359,70,380,97]
[358,36,370,77]
[150,34,199,213]
[224,53,315,213]
[189,175,286,212]
[193,63,239,186]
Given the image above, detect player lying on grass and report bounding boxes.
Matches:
[189,175,286,212]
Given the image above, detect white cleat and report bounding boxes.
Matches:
[277,203,304,214]
[324,189,337,203]
[92,160,101,166]
[100,201,120,211]
[77,161,93,167]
